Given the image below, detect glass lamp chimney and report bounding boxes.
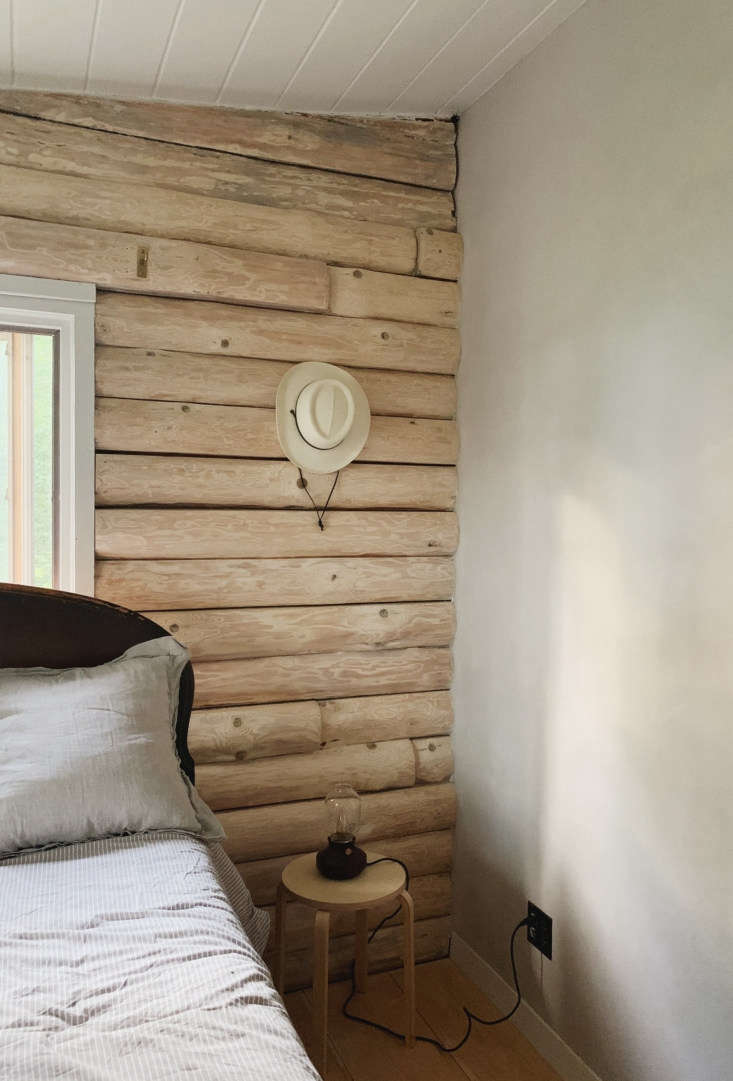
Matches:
[324,782,361,842]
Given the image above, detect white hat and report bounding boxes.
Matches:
[275,362,371,475]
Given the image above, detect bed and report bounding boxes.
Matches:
[0,583,319,1081]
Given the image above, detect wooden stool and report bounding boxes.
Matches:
[273,850,415,1076]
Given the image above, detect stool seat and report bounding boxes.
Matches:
[282,850,405,910]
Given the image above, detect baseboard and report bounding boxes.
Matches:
[450,934,604,1081]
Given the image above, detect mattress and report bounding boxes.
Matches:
[0,831,319,1081]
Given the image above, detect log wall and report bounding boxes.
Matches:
[0,91,460,988]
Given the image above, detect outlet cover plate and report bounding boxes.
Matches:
[527,901,552,960]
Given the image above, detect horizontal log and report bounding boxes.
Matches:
[94,398,458,465]
[271,415,436,469]
[0,112,455,230]
[329,267,459,328]
[0,216,328,312]
[95,509,458,560]
[193,646,452,708]
[321,690,453,748]
[189,702,322,765]
[189,691,454,765]
[95,347,456,419]
[350,830,454,883]
[197,739,416,812]
[0,163,416,274]
[0,91,456,190]
[414,736,454,785]
[237,829,454,906]
[218,782,456,862]
[95,399,276,458]
[94,556,455,611]
[278,916,450,991]
[95,293,460,375]
[266,873,451,951]
[416,229,464,281]
[147,602,455,661]
[95,455,457,511]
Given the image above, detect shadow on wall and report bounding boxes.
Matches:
[452,312,733,1080]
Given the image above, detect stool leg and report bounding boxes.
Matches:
[273,882,288,995]
[400,890,416,1048]
[354,909,369,992]
[313,909,330,1076]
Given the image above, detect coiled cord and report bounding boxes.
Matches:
[342,857,529,1053]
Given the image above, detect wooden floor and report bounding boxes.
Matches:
[285,958,563,1080]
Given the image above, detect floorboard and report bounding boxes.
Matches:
[393,959,563,1081]
[285,959,563,1080]
[285,988,351,1081]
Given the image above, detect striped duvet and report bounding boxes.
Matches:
[0,832,319,1080]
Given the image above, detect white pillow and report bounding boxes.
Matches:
[0,636,223,858]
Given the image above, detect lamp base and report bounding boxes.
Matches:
[316,836,367,880]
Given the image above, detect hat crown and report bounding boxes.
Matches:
[296,378,355,450]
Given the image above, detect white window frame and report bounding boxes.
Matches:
[0,274,95,596]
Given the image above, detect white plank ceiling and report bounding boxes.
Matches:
[0,0,586,117]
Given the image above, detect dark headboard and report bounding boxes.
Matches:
[0,583,195,782]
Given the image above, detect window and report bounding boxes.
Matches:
[0,328,57,586]
[0,276,95,595]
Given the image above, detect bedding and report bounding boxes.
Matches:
[0,637,222,857]
[0,831,319,1081]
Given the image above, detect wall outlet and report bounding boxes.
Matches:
[527,901,552,959]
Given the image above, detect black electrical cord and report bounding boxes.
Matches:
[342,857,529,1053]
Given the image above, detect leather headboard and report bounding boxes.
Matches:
[0,582,195,782]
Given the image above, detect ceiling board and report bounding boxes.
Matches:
[0,0,12,85]
[276,0,415,114]
[12,0,96,93]
[219,0,335,109]
[154,0,261,104]
[86,0,180,98]
[391,0,549,115]
[1,0,587,117]
[333,0,482,115]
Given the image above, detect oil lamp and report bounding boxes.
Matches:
[316,782,367,880]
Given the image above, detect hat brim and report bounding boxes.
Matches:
[276,362,371,475]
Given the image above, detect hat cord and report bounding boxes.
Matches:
[288,406,341,529]
[297,466,340,531]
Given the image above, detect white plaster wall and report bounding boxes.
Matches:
[453,2,733,1078]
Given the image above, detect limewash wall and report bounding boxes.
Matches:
[453,2,733,1079]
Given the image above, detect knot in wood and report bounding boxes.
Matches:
[379,608,388,617]
[232,717,242,728]
[220,338,230,348]
[181,405,190,413]
[353,269,363,278]
[169,623,179,633]
[381,330,390,340]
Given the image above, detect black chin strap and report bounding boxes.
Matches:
[297,467,340,531]
[289,407,341,530]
